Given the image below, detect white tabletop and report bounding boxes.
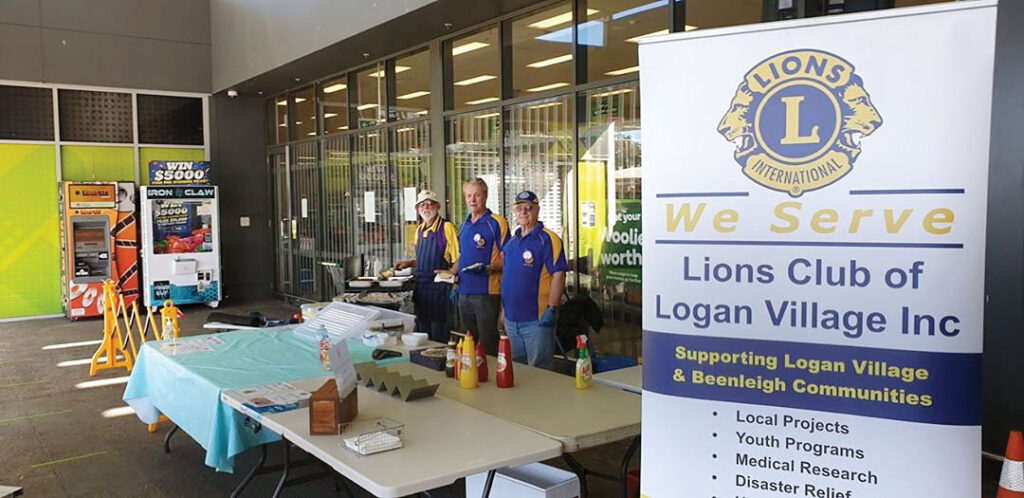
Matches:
[222,377,562,498]
[593,365,642,394]
[0,486,23,498]
[387,359,641,452]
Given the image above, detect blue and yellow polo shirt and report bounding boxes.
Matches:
[457,210,509,296]
[500,222,569,322]
[416,215,460,270]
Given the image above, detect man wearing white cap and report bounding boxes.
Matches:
[394,190,460,342]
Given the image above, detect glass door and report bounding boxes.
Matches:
[270,149,292,295]
[290,140,322,300]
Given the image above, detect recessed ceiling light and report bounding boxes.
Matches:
[525,82,569,92]
[474,112,500,119]
[528,9,598,30]
[528,102,562,110]
[396,127,416,132]
[527,54,572,68]
[357,104,377,110]
[455,74,497,86]
[452,41,489,56]
[307,132,316,136]
[605,66,640,76]
[368,66,410,78]
[276,100,287,106]
[397,90,430,100]
[324,113,338,118]
[592,88,634,98]
[416,110,429,115]
[294,97,306,103]
[625,29,669,43]
[337,125,349,130]
[685,24,698,31]
[324,83,347,93]
[465,97,500,105]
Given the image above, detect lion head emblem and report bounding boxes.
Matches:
[718,49,882,197]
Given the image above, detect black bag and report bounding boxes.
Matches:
[206,311,262,327]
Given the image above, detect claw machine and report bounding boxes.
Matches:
[58,182,139,319]
[139,185,222,307]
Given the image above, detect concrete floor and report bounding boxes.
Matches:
[0,299,636,497]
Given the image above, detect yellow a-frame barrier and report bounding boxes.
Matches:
[89,280,135,376]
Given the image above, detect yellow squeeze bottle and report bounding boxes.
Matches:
[460,333,479,389]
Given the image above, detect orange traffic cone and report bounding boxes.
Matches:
[997,430,1024,498]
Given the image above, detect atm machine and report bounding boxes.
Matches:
[140,185,222,307]
[58,182,139,319]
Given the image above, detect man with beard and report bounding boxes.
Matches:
[394,190,460,342]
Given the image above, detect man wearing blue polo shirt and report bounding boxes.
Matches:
[500,190,568,369]
[456,178,509,356]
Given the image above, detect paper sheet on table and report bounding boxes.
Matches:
[329,340,358,399]
[403,187,417,222]
[158,336,224,355]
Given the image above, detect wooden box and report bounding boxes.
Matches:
[308,378,358,435]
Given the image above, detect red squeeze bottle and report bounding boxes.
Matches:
[475,333,488,382]
[496,335,514,388]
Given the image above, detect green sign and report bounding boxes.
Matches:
[600,199,641,285]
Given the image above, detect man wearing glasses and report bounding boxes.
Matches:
[395,190,460,342]
[500,190,568,369]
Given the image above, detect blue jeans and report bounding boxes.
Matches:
[503,319,554,370]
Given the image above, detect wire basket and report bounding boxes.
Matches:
[340,417,405,456]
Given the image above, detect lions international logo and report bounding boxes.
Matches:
[474,232,485,248]
[718,49,882,197]
[522,250,534,266]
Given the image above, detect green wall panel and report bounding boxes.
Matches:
[61,145,136,182]
[139,147,207,185]
[0,144,62,318]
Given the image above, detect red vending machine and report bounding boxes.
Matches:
[58,182,139,319]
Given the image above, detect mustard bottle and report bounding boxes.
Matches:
[460,333,479,389]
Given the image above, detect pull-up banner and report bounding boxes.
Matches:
[639,2,996,497]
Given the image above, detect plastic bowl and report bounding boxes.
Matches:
[401,333,428,347]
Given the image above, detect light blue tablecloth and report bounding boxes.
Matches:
[122,328,404,472]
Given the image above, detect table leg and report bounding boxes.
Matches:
[481,469,497,498]
[620,436,641,498]
[230,443,268,498]
[272,441,290,498]
[562,454,589,498]
[163,425,179,454]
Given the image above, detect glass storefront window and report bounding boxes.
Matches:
[322,76,350,134]
[352,129,391,266]
[395,50,431,120]
[446,108,502,219]
[391,122,431,259]
[581,0,670,82]
[686,0,762,29]
[577,82,642,357]
[450,26,501,110]
[504,95,574,241]
[292,87,316,139]
[323,135,354,271]
[356,64,387,128]
[511,3,575,97]
[273,96,288,144]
